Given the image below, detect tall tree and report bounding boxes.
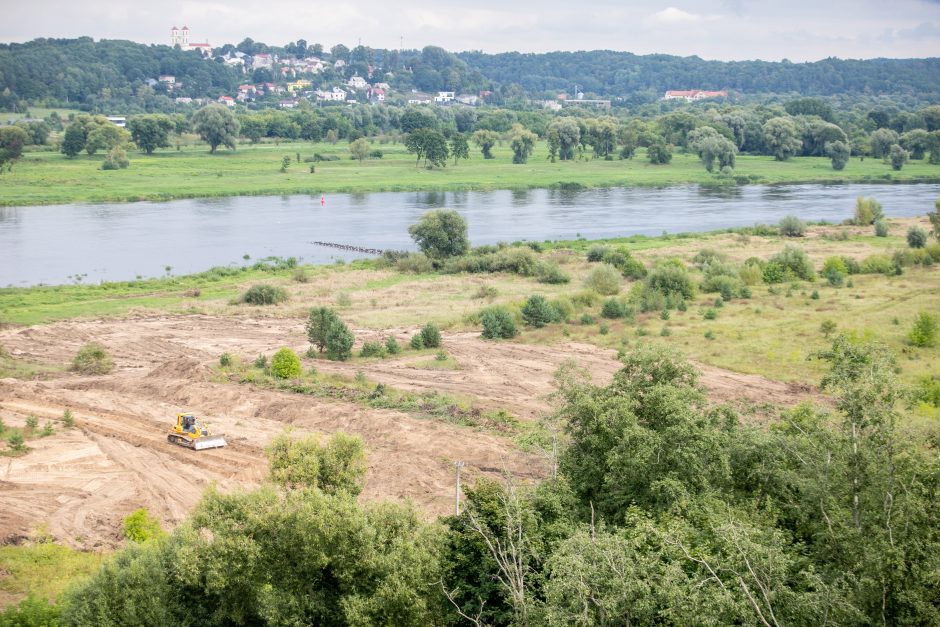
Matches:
[127,114,175,154]
[762,117,803,161]
[192,104,240,153]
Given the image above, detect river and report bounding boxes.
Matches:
[2,183,938,287]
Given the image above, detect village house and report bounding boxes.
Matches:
[316,87,347,102]
[252,53,274,70]
[367,86,386,102]
[287,79,312,92]
[434,91,455,103]
[456,94,479,106]
[347,75,368,90]
[663,89,728,102]
[217,95,235,107]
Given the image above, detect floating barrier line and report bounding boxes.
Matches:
[311,241,384,255]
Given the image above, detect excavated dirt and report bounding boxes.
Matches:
[0,314,820,549]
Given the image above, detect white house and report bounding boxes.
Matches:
[218,95,235,107]
[252,53,274,70]
[434,91,455,103]
[347,75,368,90]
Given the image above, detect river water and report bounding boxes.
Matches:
[2,183,938,287]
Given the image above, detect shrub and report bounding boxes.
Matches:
[874,220,889,237]
[25,415,38,430]
[62,408,75,428]
[419,323,441,348]
[7,431,25,452]
[778,215,806,237]
[769,245,815,281]
[907,226,928,249]
[71,343,114,374]
[580,314,595,325]
[521,295,560,328]
[359,341,386,358]
[409,334,424,350]
[481,306,518,339]
[739,263,763,285]
[860,254,894,275]
[292,267,311,283]
[599,323,609,335]
[535,261,570,284]
[601,298,629,319]
[820,319,837,337]
[571,290,600,308]
[271,348,302,378]
[908,311,938,347]
[241,284,289,305]
[914,376,940,407]
[586,245,610,262]
[253,354,268,369]
[821,257,848,286]
[700,275,739,301]
[853,197,884,225]
[811,290,820,299]
[550,297,574,322]
[692,249,727,266]
[325,319,354,361]
[472,284,498,299]
[740,286,752,298]
[219,352,233,367]
[307,307,341,354]
[123,508,166,543]
[645,263,694,300]
[396,253,434,274]
[703,308,717,320]
[384,336,401,355]
[584,264,622,295]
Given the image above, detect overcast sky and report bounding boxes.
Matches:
[2,0,939,62]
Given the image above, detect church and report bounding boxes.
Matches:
[170,26,212,56]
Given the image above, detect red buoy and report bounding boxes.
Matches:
[320,195,325,205]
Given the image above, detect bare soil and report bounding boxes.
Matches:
[0,314,819,549]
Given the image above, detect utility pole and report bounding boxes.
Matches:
[454,461,465,515]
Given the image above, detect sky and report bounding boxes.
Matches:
[2,0,939,62]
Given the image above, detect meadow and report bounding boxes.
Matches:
[2,139,939,206]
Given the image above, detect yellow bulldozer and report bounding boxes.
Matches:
[168,412,226,450]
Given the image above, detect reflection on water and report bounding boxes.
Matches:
[2,183,939,286]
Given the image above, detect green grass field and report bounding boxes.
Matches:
[0,542,105,607]
[2,140,938,206]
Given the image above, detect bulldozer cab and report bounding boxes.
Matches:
[181,414,197,433]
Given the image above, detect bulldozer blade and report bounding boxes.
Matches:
[193,435,226,450]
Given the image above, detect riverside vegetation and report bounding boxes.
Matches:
[1,202,939,625]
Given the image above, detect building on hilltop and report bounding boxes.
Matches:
[663,89,728,102]
[170,25,211,56]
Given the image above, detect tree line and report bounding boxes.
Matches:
[2,37,940,114]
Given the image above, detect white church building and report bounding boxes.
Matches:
[170,26,212,56]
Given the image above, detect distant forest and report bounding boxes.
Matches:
[1,37,939,112]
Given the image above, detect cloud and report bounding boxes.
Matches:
[645,7,706,24]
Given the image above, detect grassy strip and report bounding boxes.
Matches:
[0,542,105,607]
[218,363,524,435]
[2,141,938,207]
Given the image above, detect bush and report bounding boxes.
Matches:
[241,284,289,305]
[874,219,889,237]
[307,307,341,354]
[586,245,610,262]
[409,334,424,350]
[700,275,740,301]
[219,353,233,367]
[395,253,434,274]
[292,267,311,283]
[254,354,268,369]
[907,226,928,249]
[739,263,763,285]
[821,257,848,286]
[384,336,401,355]
[7,430,25,452]
[860,254,894,275]
[703,309,717,320]
[769,245,815,281]
[853,197,884,225]
[71,343,114,374]
[584,264,622,295]
[908,311,938,347]
[481,306,518,339]
[325,319,354,361]
[62,408,75,428]
[778,215,806,237]
[472,284,498,299]
[359,341,386,358]
[271,348,302,379]
[535,261,570,284]
[521,295,560,328]
[601,298,629,319]
[419,323,441,348]
[645,263,694,300]
[123,508,166,543]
